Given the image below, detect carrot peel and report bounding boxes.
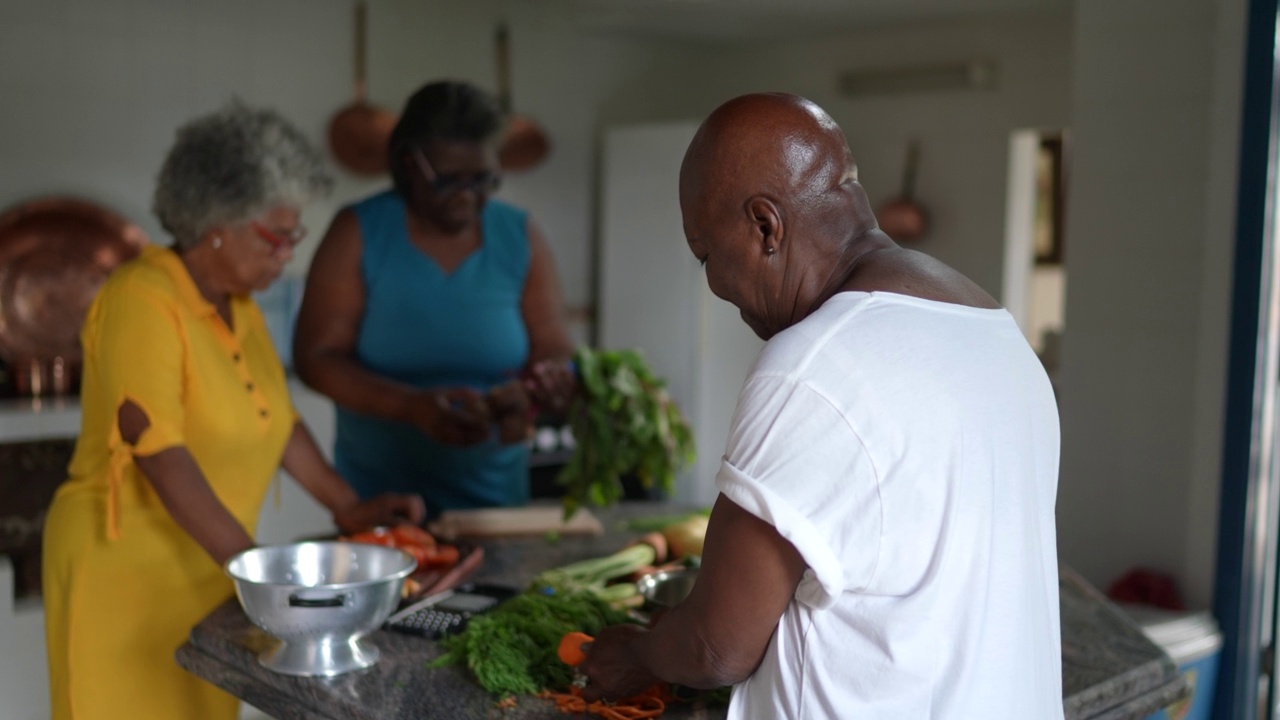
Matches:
[538,684,669,719]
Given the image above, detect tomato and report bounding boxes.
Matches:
[346,529,396,547]
[389,524,436,552]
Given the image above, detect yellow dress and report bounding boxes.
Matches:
[43,245,295,720]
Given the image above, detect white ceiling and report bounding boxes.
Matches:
[559,0,1071,41]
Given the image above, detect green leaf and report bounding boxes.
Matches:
[557,346,696,515]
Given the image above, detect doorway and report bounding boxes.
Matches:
[1002,129,1068,387]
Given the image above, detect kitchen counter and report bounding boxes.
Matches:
[177,502,1186,719]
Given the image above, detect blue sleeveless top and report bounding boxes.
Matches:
[334,190,531,513]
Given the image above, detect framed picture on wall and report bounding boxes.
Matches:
[1034,135,1066,265]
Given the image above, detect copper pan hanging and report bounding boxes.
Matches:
[328,0,398,176]
[0,196,148,374]
[494,24,550,172]
[876,140,929,243]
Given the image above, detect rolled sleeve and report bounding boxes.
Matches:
[86,283,186,456]
[714,374,882,609]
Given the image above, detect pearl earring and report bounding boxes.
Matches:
[212,236,222,250]
[766,246,776,255]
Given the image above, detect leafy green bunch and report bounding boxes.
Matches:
[431,590,632,696]
[557,347,696,519]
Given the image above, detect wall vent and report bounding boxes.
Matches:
[839,59,999,97]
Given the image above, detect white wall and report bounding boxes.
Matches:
[1056,0,1245,611]
[0,0,387,279]
[594,13,1076,298]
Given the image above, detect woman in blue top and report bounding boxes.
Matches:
[294,81,576,514]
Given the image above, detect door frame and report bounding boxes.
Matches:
[1213,0,1280,717]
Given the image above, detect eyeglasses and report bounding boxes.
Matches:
[411,148,501,196]
[251,221,306,250]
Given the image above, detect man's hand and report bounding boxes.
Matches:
[577,623,662,701]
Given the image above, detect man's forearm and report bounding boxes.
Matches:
[634,603,757,690]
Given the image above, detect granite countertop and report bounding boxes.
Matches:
[1059,567,1188,718]
[177,502,1186,720]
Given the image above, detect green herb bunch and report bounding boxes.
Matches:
[558,347,696,518]
[431,590,632,696]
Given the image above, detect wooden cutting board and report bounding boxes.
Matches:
[427,506,604,540]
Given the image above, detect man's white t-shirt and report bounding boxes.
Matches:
[716,291,1063,720]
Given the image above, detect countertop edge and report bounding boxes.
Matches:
[176,643,333,720]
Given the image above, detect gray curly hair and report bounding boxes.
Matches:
[153,102,333,249]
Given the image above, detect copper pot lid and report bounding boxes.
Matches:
[0,197,149,364]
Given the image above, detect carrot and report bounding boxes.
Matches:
[558,631,594,667]
[415,543,460,570]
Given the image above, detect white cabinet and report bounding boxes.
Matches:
[598,122,764,506]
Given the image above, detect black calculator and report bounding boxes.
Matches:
[383,583,517,639]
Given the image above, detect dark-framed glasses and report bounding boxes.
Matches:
[251,221,306,250]
[411,148,501,196]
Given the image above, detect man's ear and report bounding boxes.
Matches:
[746,196,783,255]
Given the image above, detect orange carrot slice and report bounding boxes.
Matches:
[558,631,594,666]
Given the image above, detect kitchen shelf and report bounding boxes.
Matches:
[0,396,81,443]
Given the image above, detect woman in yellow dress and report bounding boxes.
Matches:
[41,103,427,720]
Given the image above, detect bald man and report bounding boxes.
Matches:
[577,94,1063,719]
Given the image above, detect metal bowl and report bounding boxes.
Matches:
[225,541,415,677]
[637,567,699,609]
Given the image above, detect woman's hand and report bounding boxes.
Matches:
[407,388,492,445]
[524,359,578,416]
[332,493,427,535]
[577,623,662,701]
[487,379,534,444]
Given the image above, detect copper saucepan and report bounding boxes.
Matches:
[494,24,550,173]
[328,0,397,177]
[876,141,929,243]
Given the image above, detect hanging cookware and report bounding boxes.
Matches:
[328,0,398,177]
[0,197,149,395]
[494,24,550,172]
[876,140,929,243]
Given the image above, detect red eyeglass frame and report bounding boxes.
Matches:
[251,222,305,250]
